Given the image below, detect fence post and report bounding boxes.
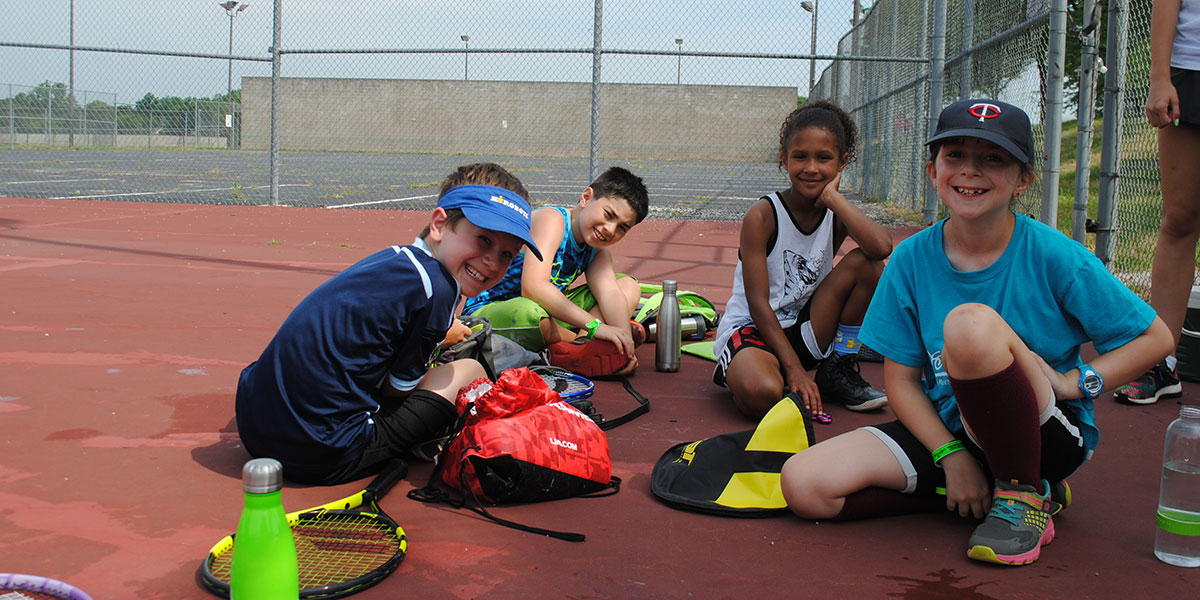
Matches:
[960,0,974,99]
[923,0,948,223]
[913,0,931,211]
[8,84,13,149]
[1040,0,1068,227]
[1072,0,1102,242]
[1095,0,1129,267]
[270,0,283,206]
[46,87,52,146]
[588,0,603,184]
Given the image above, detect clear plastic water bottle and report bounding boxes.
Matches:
[231,458,300,598]
[655,280,681,372]
[1155,405,1200,567]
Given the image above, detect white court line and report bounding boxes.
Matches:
[326,193,438,209]
[6,178,114,185]
[48,183,308,200]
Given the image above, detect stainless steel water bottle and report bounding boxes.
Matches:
[646,315,706,342]
[655,280,681,372]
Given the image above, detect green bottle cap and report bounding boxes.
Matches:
[242,458,283,494]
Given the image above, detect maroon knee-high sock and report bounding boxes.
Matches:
[949,360,1041,485]
[833,487,943,521]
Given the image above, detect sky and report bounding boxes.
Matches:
[1,1,866,104]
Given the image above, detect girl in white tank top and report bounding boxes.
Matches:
[712,100,894,420]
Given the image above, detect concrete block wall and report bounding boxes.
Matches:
[241,77,794,162]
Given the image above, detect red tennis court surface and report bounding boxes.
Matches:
[1,197,1196,598]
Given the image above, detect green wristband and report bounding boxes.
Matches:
[932,439,966,465]
[584,318,602,339]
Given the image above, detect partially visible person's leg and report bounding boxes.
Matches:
[809,249,888,411]
[781,428,912,519]
[471,297,552,351]
[942,303,1053,485]
[330,359,485,483]
[1115,120,1200,404]
[941,303,1062,565]
[1151,122,1200,346]
[723,346,786,419]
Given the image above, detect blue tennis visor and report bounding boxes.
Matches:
[437,184,543,261]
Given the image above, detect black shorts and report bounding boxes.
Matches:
[1173,67,1200,129]
[863,398,1087,497]
[712,298,829,387]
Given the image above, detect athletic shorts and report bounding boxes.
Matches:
[1173,67,1200,129]
[862,393,1088,497]
[712,297,832,387]
[468,274,633,351]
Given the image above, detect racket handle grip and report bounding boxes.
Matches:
[366,458,410,500]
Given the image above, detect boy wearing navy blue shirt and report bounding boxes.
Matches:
[236,164,542,485]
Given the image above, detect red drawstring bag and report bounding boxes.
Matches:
[440,367,616,505]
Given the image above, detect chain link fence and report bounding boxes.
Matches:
[1110,0,1165,296]
[0,1,1167,290]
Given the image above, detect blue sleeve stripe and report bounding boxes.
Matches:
[399,247,433,298]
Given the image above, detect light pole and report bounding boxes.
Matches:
[675,38,683,85]
[461,35,470,81]
[801,1,817,94]
[69,0,75,148]
[220,1,249,148]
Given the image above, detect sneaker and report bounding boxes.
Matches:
[630,320,646,347]
[1113,361,1182,405]
[548,337,630,377]
[967,479,1061,566]
[1050,480,1072,512]
[814,352,888,411]
[857,344,884,363]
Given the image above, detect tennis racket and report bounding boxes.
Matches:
[531,365,595,401]
[201,458,409,599]
[0,573,93,600]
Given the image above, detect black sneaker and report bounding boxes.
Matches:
[815,352,888,411]
[1113,360,1182,405]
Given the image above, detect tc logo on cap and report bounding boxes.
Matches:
[967,102,1002,122]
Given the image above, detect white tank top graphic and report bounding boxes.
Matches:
[714,192,836,353]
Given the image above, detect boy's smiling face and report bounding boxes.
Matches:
[428,208,525,297]
[574,190,638,248]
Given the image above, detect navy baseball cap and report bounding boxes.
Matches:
[436,184,543,261]
[925,99,1035,164]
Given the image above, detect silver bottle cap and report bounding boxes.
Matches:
[242,458,283,494]
[662,280,677,293]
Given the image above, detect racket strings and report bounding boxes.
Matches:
[293,514,403,586]
[2,593,50,600]
[537,372,592,398]
[207,513,405,589]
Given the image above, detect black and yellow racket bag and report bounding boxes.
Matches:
[650,393,814,517]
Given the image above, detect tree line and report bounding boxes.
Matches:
[2,81,240,137]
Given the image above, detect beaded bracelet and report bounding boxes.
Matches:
[932,439,966,465]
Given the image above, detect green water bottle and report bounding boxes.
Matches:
[231,458,299,599]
